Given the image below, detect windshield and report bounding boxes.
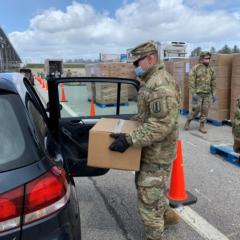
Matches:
[0,93,43,172]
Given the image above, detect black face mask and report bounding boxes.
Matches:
[202,62,210,66]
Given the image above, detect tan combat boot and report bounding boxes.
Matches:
[164,206,180,226]
[199,122,207,134]
[184,119,191,130]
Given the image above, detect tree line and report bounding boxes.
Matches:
[65,58,99,63]
[191,45,240,57]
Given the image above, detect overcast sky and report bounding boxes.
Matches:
[1,0,240,62]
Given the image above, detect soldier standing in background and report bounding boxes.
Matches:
[109,41,180,240]
[66,69,72,77]
[184,51,216,133]
[232,98,240,154]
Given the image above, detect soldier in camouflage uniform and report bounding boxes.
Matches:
[233,98,240,154]
[184,51,216,133]
[66,69,72,77]
[109,41,180,240]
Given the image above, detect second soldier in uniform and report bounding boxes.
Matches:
[232,98,240,154]
[109,41,180,240]
[184,51,216,133]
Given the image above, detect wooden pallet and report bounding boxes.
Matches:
[210,144,240,167]
[179,109,189,116]
[206,118,224,127]
[191,117,226,127]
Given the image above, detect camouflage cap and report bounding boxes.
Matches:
[129,40,158,64]
[200,51,212,58]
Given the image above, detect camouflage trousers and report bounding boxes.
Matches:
[135,163,171,240]
[188,93,211,123]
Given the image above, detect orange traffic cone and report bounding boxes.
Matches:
[60,84,67,102]
[89,100,96,116]
[167,139,197,208]
[42,79,45,89]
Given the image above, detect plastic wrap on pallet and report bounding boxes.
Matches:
[95,83,128,104]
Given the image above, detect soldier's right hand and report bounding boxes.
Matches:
[192,93,199,101]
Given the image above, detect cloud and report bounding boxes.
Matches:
[9,0,240,62]
[184,0,216,8]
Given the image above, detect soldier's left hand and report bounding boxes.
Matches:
[212,95,217,103]
[109,133,130,153]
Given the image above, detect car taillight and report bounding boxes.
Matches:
[0,186,24,233]
[0,167,70,233]
[24,166,70,224]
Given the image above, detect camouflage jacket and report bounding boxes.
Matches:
[126,62,179,165]
[189,63,216,95]
[233,98,240,139]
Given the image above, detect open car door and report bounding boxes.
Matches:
[47,77,139,177]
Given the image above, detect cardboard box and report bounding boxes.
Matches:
[85,63,138,103]
[213,66,232,79]
[87,118,141,171]
[164,61,189,110]
[230,55,240,121]
[230,87,240,121]
[208,109,229,120]
[215,77,231,89]
[189,57,199,68]
[210,54,233,66]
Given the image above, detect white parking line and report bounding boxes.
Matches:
[61,103,78,117]
[194,188,212,203]
[175,206,229,240]
[186,141,197,147]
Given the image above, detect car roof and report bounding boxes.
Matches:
[0,73,25,94]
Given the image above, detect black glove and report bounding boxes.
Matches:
[109,133,130,153]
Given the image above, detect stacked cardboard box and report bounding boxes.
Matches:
[230,54,240,121]
[208,54,233,120]
[107,63,137,101]
[188,57,199,112]
[164,61,189,111]
[85,63,137,104]
[189,55,233,121]
[95,83,128,105]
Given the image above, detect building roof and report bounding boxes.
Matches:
[0,26,22,70]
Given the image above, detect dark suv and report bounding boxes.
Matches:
[0,73,139,240]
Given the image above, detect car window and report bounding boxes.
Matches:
[0,97,25,165]
[58,82,138,118]
[0,94,44,172]
[27,100,47,149]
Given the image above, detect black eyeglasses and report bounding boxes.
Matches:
[133,55,148,67]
